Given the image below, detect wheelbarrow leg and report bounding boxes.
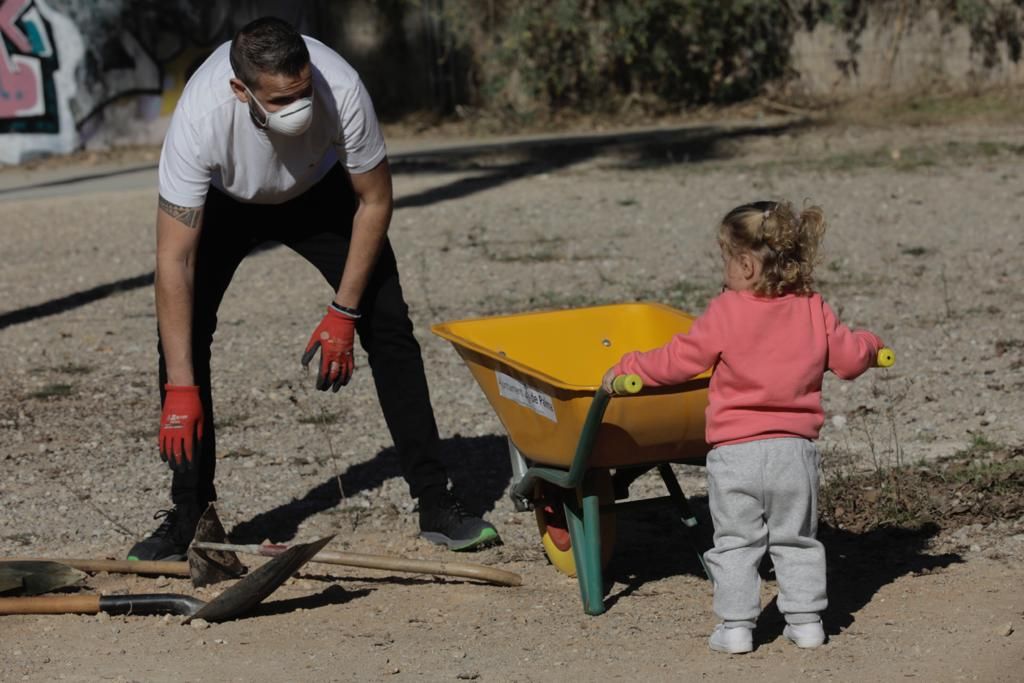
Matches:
[564,497,589,608]
[564,476,606,616]
[657,464,714,582]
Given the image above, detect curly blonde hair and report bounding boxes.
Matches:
[717,200,826,297]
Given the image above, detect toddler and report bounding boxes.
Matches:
[603,200,885,654]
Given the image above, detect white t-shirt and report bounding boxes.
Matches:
[158,36,386,207]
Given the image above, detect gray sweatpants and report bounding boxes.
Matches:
[703,438,826,627]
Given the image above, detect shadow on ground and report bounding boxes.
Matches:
[249,584,371,618]
[603,492,716,611]
[601,497,961,630]
[228,433,510,544]
[389,118,803,209]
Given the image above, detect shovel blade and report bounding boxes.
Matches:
[0,576,21,594]
[0,561,87,596]
[188,505,247,587]
[186,535,333,623]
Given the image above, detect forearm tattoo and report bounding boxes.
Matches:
[158,195,203,229]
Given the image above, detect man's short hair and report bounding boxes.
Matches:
[230,17,310,88]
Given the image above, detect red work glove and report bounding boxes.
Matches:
[301,304,358,392]
[159,384,203,472]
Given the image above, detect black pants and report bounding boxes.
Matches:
[159,165,448,508]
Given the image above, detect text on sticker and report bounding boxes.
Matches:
[496,372,557,422]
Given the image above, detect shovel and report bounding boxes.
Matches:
[185,505,520,586]
[191,540,523,587]
[6,505,522,588]
[4,504,247,588]
[186,505,521,587]
[0,536,332,623]
[0,561,87,596]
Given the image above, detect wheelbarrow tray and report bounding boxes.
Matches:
[432,302,709,468]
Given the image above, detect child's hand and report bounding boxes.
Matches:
[601,367,618,394]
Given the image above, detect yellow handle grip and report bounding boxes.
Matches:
[877,347,895,368]
[611,374,643,395]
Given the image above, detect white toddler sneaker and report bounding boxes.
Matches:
[709,624,753,654]
[783,620,826,649]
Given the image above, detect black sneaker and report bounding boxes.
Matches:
[127,506,201,561]
[419,491,501,551]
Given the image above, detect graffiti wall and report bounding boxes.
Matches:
[0,0,58,128]
[0,0,82,162]
[0,0,315,164]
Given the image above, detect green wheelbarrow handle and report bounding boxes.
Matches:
[511,375,642,498]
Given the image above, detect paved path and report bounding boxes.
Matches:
[0,117,799,201]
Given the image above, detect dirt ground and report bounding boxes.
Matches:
[1,112,1023,682]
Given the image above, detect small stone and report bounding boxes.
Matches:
[190,618,211,630]
[831,415,847,430]
[969,544,981,553]
[96,612,110,623]
[996,623,1014,637]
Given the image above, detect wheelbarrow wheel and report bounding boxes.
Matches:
[534,471,616,577]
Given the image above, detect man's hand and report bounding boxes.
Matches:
[302,305,358,391]
[159,385,203,471]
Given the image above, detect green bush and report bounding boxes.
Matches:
[432,0,1024,117]
[444,0,794,113]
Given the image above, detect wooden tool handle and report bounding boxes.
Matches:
[309,550,523,587]
[0,595,100,615]
[69,559,190,576]
[192,541,523,587]
[11,558,191,577]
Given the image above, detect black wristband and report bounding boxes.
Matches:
[330,302,362,318]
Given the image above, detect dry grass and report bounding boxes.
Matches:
[825,86,1024,128]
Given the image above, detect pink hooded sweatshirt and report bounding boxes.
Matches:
[614,291,883,447]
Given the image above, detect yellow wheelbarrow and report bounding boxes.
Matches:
[432,302,714,615]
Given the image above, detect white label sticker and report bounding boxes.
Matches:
[496,371,557,422]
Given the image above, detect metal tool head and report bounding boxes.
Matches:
[185,535,334,623]
[187,504,247,587]
[0,561,87,596]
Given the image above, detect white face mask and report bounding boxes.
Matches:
[243,83,314,136]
